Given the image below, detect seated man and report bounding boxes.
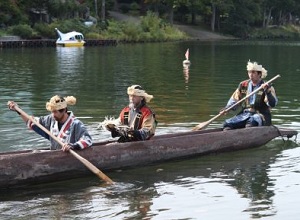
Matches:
[8,95,92,151]
[106,85,157,142]
[222,60,278,130]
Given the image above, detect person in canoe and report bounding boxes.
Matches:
[104,85,157,142]
[221,60,278,130]
[7,95,92,151]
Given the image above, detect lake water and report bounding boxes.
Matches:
[0,40,299,219]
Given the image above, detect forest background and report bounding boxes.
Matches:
[1,0,300,42]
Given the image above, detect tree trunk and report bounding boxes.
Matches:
[262,9,266,28]
[216,10,220,31]
[211,4,216,32]
[266,7,273,27]
[113,0,119,11]
[169,6,174,25]
[95,0,98,18]
[288,12,292,24]
[101,0,105,22]
[140,0,147,15]
[279,10,282,25]
[191,11,196,25]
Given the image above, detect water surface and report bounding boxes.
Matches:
[0,40,299,219]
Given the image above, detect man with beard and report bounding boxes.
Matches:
[106,85,157,142]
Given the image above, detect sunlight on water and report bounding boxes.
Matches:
[266,147,300,219]
[150,178,250,219]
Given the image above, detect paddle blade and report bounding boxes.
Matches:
[192,121,209,131]
[69,149,114,184]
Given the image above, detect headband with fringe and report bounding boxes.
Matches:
[46,95,76,111]
[127,85,153,103]
[247,60,268,78]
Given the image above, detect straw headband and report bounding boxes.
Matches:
[247,60,267,78]
[46,95,76,111]
[127,85,153,103]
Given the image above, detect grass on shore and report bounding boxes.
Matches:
[0,12,189,42]
[249,25,300,39]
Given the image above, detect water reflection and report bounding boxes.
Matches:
[267,145,300,212]
[55,47,85,76]
[0,41,300,219]
[183,63,190,85]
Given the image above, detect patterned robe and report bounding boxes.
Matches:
[27,111,92,150]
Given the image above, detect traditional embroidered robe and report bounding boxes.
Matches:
[27,111,92,150]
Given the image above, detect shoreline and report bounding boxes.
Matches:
[0,39,117,48]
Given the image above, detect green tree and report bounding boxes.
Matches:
[224,0,261,37]
[0,0,27,26]
[210,0,234,31]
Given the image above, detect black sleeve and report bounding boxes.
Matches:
[265,88,276,107]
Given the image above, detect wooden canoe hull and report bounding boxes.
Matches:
[0,126,297,189]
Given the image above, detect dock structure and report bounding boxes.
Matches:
[0,38,118,48]
[85,39,117,46]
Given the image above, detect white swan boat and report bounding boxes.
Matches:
[55,28,85,47]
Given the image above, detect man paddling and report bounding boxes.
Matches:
[222,60,278,130]
[105,85,157,142]
[7,95,92,151]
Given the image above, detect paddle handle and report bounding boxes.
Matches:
[192,74,280,131]
[13,105,114,184]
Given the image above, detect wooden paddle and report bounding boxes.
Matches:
[13,105,114,184]
[192,74,281,131]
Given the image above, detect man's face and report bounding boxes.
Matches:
[248,70,261,82]
[52,109,65,122]
[129,95,143,108]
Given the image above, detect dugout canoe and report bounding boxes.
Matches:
[0,126,297,189]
